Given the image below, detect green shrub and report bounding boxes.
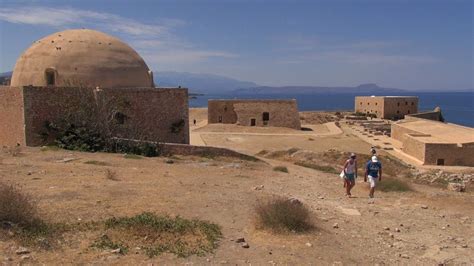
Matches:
[256,197,313,233]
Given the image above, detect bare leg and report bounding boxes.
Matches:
[369,187,375,198]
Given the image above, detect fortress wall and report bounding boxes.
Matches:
[208,100,238,124]
[0,86,26,147]
[391,123,421,143]
[355,96,418,119]
[233,101,300,129]
[401,136,426,163]
[208,99,301,129]
[406,111,442,122]
[424,143,474,166]
[383,97,418,119]
[355,96,384,117]
[22,86,189,146]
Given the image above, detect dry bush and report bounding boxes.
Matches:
[105,169,120,181]
[93,212,222,258]
[256,197,313,233]
[273,166,289,173]
[0,182,38,227]
[376,177,412,192]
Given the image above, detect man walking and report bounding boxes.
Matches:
[342,153,357,197]
[365,155,382,199]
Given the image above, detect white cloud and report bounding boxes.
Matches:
[0,6,236,66]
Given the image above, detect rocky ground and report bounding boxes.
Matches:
[0,143,473,264]
[0,109,472,264]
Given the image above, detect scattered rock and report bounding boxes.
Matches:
[389,233,394,238]
[288,197,302,205]
[400,254,410,259]
[57,157,77,163]
[447,182,466,192]
[461,244,468,248]
[15,247,30,255]
[111,248,122,254]
[384,227,390,231]
[20,255,30,261]
[421,205,428,209]
[305,242,312,247]
[395,228,401,232]
[253,185,264,191]
[235,237,246,243]
[165,159,174,164]
[241,242,250,248]
[333,223,339,229]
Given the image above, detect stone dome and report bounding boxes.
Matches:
[11,29,153,88]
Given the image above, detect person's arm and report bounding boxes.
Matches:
[379,165,382,181]
[364,163,368,182]
[355,160,358,178]
[343,160,349,174]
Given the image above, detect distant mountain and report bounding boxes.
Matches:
[233,83,407,95]
[0,71,12,78]
[155,71,258,94]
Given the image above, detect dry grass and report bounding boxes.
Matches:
[256,197,313,233]
[273,166,289,173]
[377,177,412,192]
[294,161,339,174]
[84,160,109,166]
[94,212,222,258]
[105,169,120,181]
[0,182,62,248]
[0,182,38,227]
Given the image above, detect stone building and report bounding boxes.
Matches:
[392,117,474,166]
[0,29,189,147]
[355,96,418,120]
[208,99,301,129]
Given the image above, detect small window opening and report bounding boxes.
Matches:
[218,115,223,123]
[250,118,256,126]
[397,102,400,106]
[45,69,55,86]
[262,112,270,125]
[437,159,445,166]
[396,110,400,114]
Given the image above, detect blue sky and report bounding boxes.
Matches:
[0,0,472,90]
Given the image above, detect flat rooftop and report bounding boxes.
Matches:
[356,96,418,98]
[397,119,474,144]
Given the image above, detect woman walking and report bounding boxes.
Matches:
[342,153,358,197]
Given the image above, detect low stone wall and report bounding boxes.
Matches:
[111,138,260,161]
[406,111,443,122]
[21,86,189,146]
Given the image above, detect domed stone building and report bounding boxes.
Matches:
[11,29,154,88]
[0,29,189,147]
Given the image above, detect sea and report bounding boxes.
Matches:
[189,92,474,128]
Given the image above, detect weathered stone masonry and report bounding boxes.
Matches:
[0,86,189,147]
[208,99,301,129]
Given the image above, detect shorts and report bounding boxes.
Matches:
[344,173,355,182]
[368,175,378,188]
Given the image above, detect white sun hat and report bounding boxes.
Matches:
[371,156,378,162]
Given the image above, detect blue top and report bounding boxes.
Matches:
[366,161,382,177]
